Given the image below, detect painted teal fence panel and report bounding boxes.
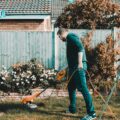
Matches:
[0,29,115,70]
[0,31,54,69]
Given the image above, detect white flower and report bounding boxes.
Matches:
[2,77,6,80]
[27,71,32,75]
[27,81,30,84]
[16,83,19,86]
[33,82,35,84]
[26,76,29,78]
[21,82,24,85]
[40,78,44,81]
[31,75,36,81]
[0,82,4,84]
[25,80,30,84]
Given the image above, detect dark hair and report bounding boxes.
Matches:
[57,28,68,35]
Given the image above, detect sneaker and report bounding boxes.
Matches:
[80,113,96,120]
[26,103,38,109]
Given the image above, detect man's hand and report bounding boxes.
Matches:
[78,63,83,69]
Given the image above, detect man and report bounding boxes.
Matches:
[57,28,96,120]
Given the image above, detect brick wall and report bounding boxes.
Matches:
[0,19,51,31]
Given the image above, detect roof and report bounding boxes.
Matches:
[112,0,120,3]
[52,0,69,20]
[1,0,118,20]
[0,0,51,15]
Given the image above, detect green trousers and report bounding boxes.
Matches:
[68,67,95,115]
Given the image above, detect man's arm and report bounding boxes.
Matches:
[78,52,83,69]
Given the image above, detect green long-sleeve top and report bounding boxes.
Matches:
[66,33,87,69]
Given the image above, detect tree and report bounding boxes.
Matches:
[55,0,120,29]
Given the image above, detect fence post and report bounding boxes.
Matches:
[113,27,120,70]
[54,28,59,70]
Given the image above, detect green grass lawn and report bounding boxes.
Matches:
[0,96,120,120]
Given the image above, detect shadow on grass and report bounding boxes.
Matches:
[0,102,26,112]
[0,102,81,119]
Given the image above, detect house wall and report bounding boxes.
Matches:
[0,19,51,31]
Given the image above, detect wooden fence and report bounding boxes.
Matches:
[0,28,119,70]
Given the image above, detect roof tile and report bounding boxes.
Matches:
[0,0,51,15]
